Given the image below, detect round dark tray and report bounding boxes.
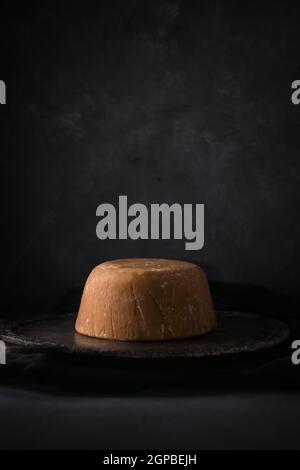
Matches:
[0,311,289,359]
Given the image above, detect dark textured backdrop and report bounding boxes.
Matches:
[1,0,299,315]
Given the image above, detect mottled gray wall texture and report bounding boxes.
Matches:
[1,0,299,313]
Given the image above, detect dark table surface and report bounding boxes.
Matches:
[0,290,299,450]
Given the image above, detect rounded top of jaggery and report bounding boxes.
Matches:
[94,258,198,273]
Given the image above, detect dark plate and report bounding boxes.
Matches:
[0,311,290,359]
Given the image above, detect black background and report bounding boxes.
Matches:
[1,0,300,452]
[0,0,299,317]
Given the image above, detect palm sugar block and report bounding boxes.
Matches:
[75,258,217,341]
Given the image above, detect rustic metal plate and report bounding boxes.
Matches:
[0,311,290,359]
[0,311,289,358]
